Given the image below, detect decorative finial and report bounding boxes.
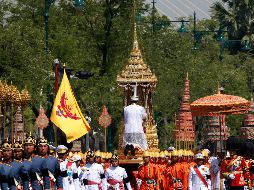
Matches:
[217,82,220,94]
[133,23,139,50]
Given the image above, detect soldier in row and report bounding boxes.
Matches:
[0,134,63,190]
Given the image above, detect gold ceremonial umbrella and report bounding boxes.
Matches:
[191,92,250,116]
[190,90,250,153]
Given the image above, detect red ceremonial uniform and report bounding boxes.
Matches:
[222,155,247,187]
[157,162,167,190]
[138,162,158,190]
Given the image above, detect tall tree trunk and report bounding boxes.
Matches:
[99,0,113,76]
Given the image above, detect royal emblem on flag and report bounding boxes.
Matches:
[56,92,81,120]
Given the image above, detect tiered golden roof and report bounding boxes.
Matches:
[20,87,30,106]
[116,24,157,85]
[0,81,30,106]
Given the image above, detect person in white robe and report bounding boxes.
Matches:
[189,153,212,190]
[123,85,148,152]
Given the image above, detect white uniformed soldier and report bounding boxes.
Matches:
[188,153,211,190]
[81,150,106,190]
[57,145,79,190]
[105,154,132,190]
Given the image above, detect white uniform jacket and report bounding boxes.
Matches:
[105,166,132,190]
[81,163,106,190]
[188,165,211,190]
[60,159,79,190]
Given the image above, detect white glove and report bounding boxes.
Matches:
[228,174,235,179]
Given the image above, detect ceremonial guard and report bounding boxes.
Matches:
[30,137,47,190]
[0,140,14,190]
[137,151,158,190]
[105,154,132,190]
[49,144,56,157]
[73,153,83,189]
[38,137,63,190]
[188,153,211,190]
[22,133,36,190]
[9,140,24,190]
[181,150,190,190]
[95,151,101,164]
[221,151,232,190]
[57,145,79,190]
[221,149,247,190]
[170,150,184,190]
[157,152,167,190]
[81,150,106,190]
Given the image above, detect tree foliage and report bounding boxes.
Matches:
[0,0,252,149]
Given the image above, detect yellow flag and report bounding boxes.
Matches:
[50,70,91,143]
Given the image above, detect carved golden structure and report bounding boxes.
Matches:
[116,24,159,152]
[0,81,30,142]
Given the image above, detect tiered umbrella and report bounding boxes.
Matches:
[191,92,250,116]
[190,89,250,153]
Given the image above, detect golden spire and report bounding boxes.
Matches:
[116,4,157,85]
[133,23,139,50]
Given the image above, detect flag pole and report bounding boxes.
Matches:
[105,128,107,152]
[54,61,60,146]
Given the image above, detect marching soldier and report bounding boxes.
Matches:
[38,137,63,190]
[137,151,158,190]
[95,150,102,164]
[10,140,24,190]
[0,140,14,190]
[181,150,190,190]
[157,152,167,190]
[188,153,211,190]
[221,149,247,190]
[105,154,132,190]
[22,133,37,190]
[57,145,79,190]
[81,150,106,190]
[30,137,47,190]
[170,150,184,190]
[221,151,232,190]
[49,144,56,157]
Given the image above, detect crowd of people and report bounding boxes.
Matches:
[0,133,253,190]
[0,133,133,190]
[135,145,254,190]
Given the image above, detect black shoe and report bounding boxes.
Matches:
[124,145,130,156]
[130,145,135,156]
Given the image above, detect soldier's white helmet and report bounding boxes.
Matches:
[194,153,204,160]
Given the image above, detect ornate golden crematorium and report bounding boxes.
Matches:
[0,81,30,142]
[116,23,159,155]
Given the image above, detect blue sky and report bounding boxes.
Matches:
[146,0,219,20]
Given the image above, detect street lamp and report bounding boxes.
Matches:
[44,0,85,53]
[136,0,189,33]
[193,12,252,60]
[193,12,227,50]
[73,0,85,8]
